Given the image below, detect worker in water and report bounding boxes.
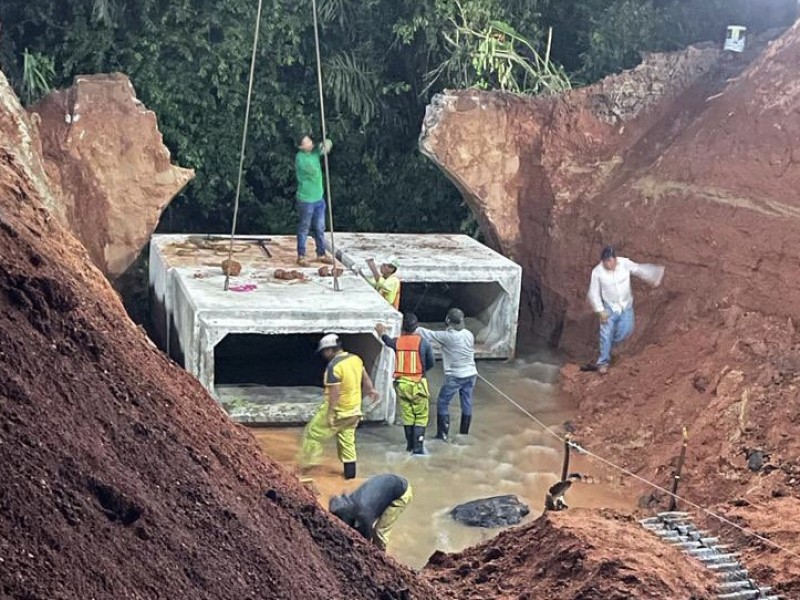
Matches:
[587,246,665,374]
[365,256,401,309]
[295,133,334,267]
[329,474,413,551]
[416,307,477,441]
[376,313,435,454]
[298,333,379,479]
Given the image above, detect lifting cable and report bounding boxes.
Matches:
[223,0,265,291]
[311,0,341,292]
[224,0,340,292]
[476,372,800,562]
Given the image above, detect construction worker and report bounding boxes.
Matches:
[295,133,334,267]
[365,256,401,309]
[298,333,379,479]
[416,307,477,442]
[587,246,665,374]
[376,313,435,454]
[329,474,413,551]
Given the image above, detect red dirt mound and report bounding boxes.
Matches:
[562,306,800,507]
[424,510,716,600]
[0,83,433,600]
[702,497,800,597]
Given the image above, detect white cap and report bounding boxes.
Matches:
[383,256,399,269]
[317,333,340,352]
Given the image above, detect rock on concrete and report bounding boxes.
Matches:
[450,495,530,528]
[419,27,800,357]
[31,74,193,278]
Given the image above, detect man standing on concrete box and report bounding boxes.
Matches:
[587,246,665,374]
[294,133,335,267]
[416,307,477,441]
[298,334,379,479]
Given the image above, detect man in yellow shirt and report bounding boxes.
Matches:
[298,334,380,479]
[366,256,401,310]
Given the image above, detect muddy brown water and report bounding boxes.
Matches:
[253,354,634,569]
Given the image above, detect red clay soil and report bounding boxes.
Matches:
[422,21,800,590]
[0,149,433,598]
[562,306,800,507]
[701,497,800,597]
[425,509,716,600]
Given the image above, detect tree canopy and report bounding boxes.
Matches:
[0,0,793,238]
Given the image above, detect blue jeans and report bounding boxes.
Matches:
[597,305,635,365]
[436,375,477,418]
[297,199,326,257]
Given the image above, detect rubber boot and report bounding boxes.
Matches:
[460,415,472,435]
[343,462,356,480]
[412,425,426,455]
[403,426,414,452]
[436,414,450,441]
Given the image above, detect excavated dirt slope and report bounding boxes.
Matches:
[0,76,432,600]
[421,22,800,589]
[0,67,723,598]
[426,510,716,600]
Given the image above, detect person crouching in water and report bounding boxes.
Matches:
[329,474,413,551]
[298,333,379,479]
[376,313,435,454]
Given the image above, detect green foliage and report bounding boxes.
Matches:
[426,1,570,95]
[21,49,55,105]
[0,0,785,241]
[578,0,667,82]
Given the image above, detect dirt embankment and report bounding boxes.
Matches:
[425,510,716,600]
[0,70,431,600]
[421,22,800,588]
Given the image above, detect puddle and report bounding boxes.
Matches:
[252,353,635,569]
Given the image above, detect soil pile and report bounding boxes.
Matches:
[702,497,800,597]
[425,509,716,600]
[0,71,432,599]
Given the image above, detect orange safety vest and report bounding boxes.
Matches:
[394,334,423,382]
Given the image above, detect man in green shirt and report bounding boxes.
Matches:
[295,133,334,266]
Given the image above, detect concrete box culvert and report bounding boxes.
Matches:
[213,331,387,424]
[332,233,522,359]
[149,234,402,424]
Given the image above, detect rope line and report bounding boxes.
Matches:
[311,0,340,292]
[223,0,265,291]
[476,372,800,561]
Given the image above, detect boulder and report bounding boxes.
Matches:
[30,74,193,278]
[450,495,530,528]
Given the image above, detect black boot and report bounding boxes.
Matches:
[343,462,356,480]
[436,414,450,441]
[412,425,426,455]
[403,426,414,452]
[460,414,472,435]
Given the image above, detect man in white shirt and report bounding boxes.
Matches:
[587,246,665,374]
[416,308,477,441]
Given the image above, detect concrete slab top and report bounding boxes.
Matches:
[151,234,397,317]
[332,232,521,281]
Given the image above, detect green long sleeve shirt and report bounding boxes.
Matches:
[295,140,332,202]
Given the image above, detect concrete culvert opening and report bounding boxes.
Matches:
[400,281,508,353]
[213,332,383,423]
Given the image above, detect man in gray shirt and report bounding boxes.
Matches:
[416,307,477,441]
